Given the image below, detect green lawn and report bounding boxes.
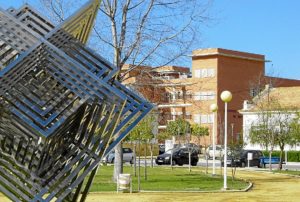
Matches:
[90,165,249,192]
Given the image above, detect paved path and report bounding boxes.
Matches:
[0,169,299,201]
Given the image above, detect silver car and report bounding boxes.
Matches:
[206,145,224,159]
[103,148,134,164]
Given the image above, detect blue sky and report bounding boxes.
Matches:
[1,0,300,80]
[205,0,300,80]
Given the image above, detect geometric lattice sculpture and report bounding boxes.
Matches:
[0,1,153,201]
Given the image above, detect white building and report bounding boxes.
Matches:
[240,86,300,151]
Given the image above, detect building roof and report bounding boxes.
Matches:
[192,48,266,62]
[152,66,190,73]
[241,86,300,112]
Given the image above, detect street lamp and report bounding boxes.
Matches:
[210,103,218,176]
[220,90,232,190]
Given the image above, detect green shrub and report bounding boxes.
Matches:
[262,150,300,162]
[287,151,300,162]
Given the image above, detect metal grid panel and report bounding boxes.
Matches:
[0,0,153,201]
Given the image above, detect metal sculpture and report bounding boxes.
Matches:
[0,0,153,201]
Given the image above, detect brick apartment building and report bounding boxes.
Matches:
[122,48,300,145]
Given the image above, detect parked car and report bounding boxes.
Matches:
[102,148,134,164]
[156,147,199,166]
[222,149,264,167]
[206,145,224,159]
[182,143,202,154]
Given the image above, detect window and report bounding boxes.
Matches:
[194,92,201,101]
[194,114,200,124]
[195,68,215,78]
[206,91,215,100]
[195,69,201,78]
[194,91,216,101]
[249,88,261,97]
[208,114,214,123]
[208,69,215,77]
[202,69,208,77]
[185,111,192,119]
[185,91,193,99]
[194,114,214,124]
[171,91,183,100]
[123,148,132,153]
[200,114,208,123]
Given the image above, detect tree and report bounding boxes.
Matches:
[249,104,279,171]
[228,140,245,180]
[40,0,211,183]
[290,112,300,144]
[274,108,297,170]
[190,124,208,172]
[191,124,208,150]
[166,118,190,144]
[127,115,154,182]
[157,131,171,143]
[249,94,298,170]
[40,0,211,76]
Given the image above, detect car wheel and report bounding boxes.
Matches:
[111,158,115,164]
[130,158,134,164]
[191,161,197,166]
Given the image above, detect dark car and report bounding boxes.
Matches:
[222,149,264,168]
[156,147,199,166]
[182,143,202,154]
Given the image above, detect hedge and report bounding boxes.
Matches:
[262,150,300,162]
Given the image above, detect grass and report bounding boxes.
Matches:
[90,165,249,192]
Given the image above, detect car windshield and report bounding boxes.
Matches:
[165,148,180,154]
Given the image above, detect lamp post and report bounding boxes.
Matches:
[210,103,218,176]
[220,90,232,190]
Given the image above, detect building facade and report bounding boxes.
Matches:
[122,48,300,146]
[240,86,300,151]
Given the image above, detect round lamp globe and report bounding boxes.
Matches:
[220,91,232,103]
[210,104,218,112]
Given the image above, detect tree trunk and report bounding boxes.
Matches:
[134,142,137,177]
[279,144,284,170]
[205,147,208,174]
[144,142,147,180]
[138,139,141,192]
[268,150,273,172]
[113,142,123,182]
[232,166,236,182]
[150,142,153,168]
[189,151,191,173]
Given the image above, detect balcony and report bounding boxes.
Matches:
[158,114,192,128]
[157,103,192,108]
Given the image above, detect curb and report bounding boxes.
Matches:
[89,180,253,194]
[139,178,253,193]
[242,168,300,178]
